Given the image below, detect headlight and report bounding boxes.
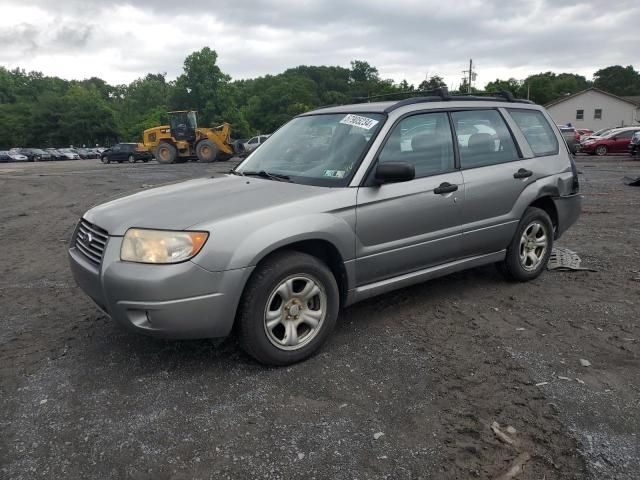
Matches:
[120,228,209,264]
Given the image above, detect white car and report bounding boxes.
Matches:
[243,135,271,153]
[3,151,29,161]
[57,148,81,160]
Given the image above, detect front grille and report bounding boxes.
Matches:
[75,219,109,266]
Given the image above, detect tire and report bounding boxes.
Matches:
[595,145,608,156]
[156,143,178,164]
[196,139,218,163]
[101,156,110,164]
[237,250,340,365]
[499,207,553,282]
[128,155,136,163]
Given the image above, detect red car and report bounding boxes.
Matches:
[576,128,593,140]
[580,127,640,156]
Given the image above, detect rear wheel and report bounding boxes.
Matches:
[595,145,608,156]
[128,154,136,163]
[156,143,178,164]
[101,156,110,164]
[237,251,340,365]
[196,140,218,163]
[499,207,553,282]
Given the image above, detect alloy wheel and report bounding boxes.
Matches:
[519,221,549,271]
[263,275,327,351]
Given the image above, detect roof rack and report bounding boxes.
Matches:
[383,88,534,112]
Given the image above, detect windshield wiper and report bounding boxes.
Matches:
[228,169,244,176]
[241,170,292,182]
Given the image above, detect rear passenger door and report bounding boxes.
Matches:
[452,109,526,257]
[611,130,636,153]
[355,112,464,285]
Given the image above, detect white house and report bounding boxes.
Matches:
[545,88,640,130]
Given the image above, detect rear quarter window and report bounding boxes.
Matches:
[508,109,559,157]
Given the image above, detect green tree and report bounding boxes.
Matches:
[418,75,446,91]
[593,65,640,96]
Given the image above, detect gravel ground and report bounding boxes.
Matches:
[0,156,638,479]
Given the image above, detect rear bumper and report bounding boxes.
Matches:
[553,194,582,239]
[68,238,253,339]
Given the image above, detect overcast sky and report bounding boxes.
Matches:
[0,0,638,89]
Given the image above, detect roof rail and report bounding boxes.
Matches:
[383,89,534,112]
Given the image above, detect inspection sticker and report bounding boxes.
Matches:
[339,114,379,130]
[323,170,346,178]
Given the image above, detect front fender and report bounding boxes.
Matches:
[192,212,356,273]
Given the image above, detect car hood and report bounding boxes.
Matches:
[84,175,334,236]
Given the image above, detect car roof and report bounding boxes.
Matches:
[303,89,536,116]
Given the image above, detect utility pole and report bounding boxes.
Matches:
[462,59,476,93]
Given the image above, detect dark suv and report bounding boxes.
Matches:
[101,143,153,164]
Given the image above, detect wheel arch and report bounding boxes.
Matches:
[529,196,558,232]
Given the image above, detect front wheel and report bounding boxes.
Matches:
[237,251,340,365]
[128,155,136,163]
[595,145,608,156]
[101,156,109,164]
[499,207,553,282]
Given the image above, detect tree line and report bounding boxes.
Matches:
[1,46,638,149]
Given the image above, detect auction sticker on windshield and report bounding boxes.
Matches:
[339,114,379,130]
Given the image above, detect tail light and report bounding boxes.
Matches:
[568,155,579,194]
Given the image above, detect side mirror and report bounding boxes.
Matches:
[374,161,415,184]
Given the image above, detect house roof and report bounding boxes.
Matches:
[545,87,640,108]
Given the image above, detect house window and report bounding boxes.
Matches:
[576,109,584,120]
[594,109,602,119]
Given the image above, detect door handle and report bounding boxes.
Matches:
[434,182,458,194]
[513,168,533,179]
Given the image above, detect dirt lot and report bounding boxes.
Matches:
[0,156,638,479]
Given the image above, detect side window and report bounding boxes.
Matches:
[378,112,454,178]
[248,137,258,144]
[112,145,121,151]
[508,109,559,157]
[259,136,269,143]
[617,131,633,139]
[451,110,519,169]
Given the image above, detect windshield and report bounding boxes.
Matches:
[236,112,385,186]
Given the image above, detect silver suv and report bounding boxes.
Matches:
[69,90,581,365]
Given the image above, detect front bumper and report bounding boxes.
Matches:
[553,194,582,239]
[68,237,253,339]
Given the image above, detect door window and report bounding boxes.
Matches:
[378,112,454,178]
[451,110,519,169]
[508,109,559,156]
[248,137,259,144]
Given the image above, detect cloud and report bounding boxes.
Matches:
[0,0,637,88]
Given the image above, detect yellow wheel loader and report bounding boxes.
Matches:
[143,111,242,164]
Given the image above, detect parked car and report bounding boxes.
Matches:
[45,148,67,160]
[243,135,271,153]
[57,148,81,160]
[10,148,37,162]
[580,127,640,155]
[557,125,580,153]
[69,93,581,365]
[23,148,53,161]
[575,128,593,141]
[3,150,29,162]
[629,131,640,158]
[579,127,614,145]
[100,143,153,164]
[0,151,11,163]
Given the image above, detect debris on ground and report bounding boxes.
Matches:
[495,452,532,480]
[580,359,592,367]
[491,421,518,446]
[373,432,385,440]
[547,248,597,272]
